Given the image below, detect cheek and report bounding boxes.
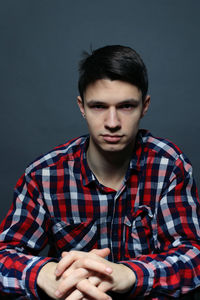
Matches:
[86,114,103,126]
[85,118,101,133]
[123,115,141,129]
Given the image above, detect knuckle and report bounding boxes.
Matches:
[89,276,100,285]
[62,271,68,279]
[81,257,89,266]
[71,250,78,256]
[61,251,68,257]
[69,250,76,257]
[83,257,93,268]
[77,267,88,277]
[76,278,88,290]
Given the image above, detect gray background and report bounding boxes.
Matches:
[0,0,200,222]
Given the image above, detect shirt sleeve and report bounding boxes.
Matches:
[0,172,57,299]
[120,153,200,298]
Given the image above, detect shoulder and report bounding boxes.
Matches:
[139,130,192,169]
[140,129,184,160]
[25,135,88,175]
[138,130,193,176]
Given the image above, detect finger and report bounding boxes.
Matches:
[62,257,112,278]
[88,275,101,286]
[56,251,82,277]
[64,288,98,300]
[56,250,112,278]
[98,280,113,293]
[55,268,89,298]
[90,248,110,258]
[62,248,110,260]
[64,288,84,300]
[62,251,68,258]
[76,278,112,300]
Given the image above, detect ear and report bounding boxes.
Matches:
[77,96,85,118]
[141,95,150,118]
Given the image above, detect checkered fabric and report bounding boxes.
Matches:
[0,130,200,299]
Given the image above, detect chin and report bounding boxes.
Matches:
[101,144,126,153]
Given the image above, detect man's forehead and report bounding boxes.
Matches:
[84,79,142,101]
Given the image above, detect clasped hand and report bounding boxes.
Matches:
[37,248,136,300]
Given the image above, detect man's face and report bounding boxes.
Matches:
[77,79,150,154]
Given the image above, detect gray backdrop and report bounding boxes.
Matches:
[1,0,200,222]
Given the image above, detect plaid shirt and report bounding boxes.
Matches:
[0,129,200,300]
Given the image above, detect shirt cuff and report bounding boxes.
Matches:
[120,260,154,298]
[22,257,58,299]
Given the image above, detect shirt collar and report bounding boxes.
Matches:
[128,130,145,172]
[80,137,96,186]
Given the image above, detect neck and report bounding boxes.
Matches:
[87,139,135,190]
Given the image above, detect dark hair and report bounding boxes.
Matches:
[78,45,148,101]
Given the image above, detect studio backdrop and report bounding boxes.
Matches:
[0,0,200,221]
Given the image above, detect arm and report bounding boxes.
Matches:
[0,173,55,299]
[120,153,200,298]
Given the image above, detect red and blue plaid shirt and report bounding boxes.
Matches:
[0,129,200,299]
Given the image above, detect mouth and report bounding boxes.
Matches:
[102,134,123,143]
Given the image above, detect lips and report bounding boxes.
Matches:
[102,135,122,143]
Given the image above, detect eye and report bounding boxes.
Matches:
[90,104,106,110]
[119,103,135,110]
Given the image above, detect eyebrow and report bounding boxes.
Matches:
[87,98,140,106]
[118,98,140,105]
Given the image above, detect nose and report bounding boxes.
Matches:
[104,107,121,131]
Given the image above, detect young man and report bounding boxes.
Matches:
[0,45,200,300]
